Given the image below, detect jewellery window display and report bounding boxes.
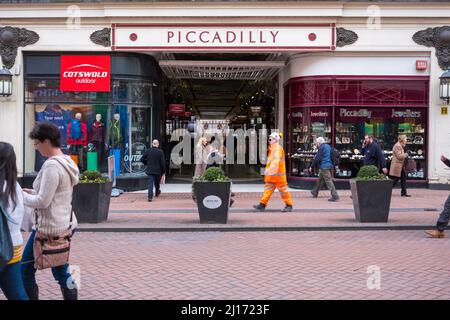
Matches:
[290,107,332,177]
[334,107,427,180]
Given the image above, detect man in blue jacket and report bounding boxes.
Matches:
[425,155,450,238]
[309,137,339,202]
[361,135,388,175]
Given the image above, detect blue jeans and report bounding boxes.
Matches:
[21,230,75,290]
[0,262,29,300]
[147,174,160,199]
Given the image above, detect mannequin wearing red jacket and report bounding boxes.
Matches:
[67,112,87,170]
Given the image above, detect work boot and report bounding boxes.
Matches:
[25,285,39,300]
[282,205,293,212]
[425,230,445,238]
[61,287,78,300]
[253,203,266,212]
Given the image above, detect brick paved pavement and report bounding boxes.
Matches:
[1,230,449,300]
[77,189,450,231]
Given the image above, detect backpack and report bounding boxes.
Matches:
[330,147,341,166]
[70,119,82,140]
[0,200,14,271]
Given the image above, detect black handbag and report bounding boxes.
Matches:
[0,200,14,271]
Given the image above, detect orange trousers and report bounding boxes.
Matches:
[259,182,293,206]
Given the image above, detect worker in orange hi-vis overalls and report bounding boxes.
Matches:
[254,132,293,212]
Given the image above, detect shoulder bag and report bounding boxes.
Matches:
[33,208,73,270]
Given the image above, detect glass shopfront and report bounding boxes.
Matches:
[286,77,429,182]
[23,53,161,177]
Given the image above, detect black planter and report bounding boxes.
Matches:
[72,182,113,223]
[193,181,231,224]
[350,179,393,223]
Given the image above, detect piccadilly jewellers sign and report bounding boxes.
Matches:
[112,24,336,51]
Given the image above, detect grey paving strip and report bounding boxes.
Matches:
[109,207,439,214]
[76,225,448,233]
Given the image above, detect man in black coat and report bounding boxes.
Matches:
[426,155,450,238]
[361,135,388,175]
[140,139,166,202]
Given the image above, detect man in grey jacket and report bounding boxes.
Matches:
[425,155,450,238]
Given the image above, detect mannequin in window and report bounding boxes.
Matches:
[109,113,123,176]
[67,112,87,171]
[90,114,105,167]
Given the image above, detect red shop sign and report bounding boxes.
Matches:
[168,104,185,116]
[416,60,428,70]
[60,55,111,92]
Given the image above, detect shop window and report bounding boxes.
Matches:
[334,107,426,179]
[24,78,154,177]
[289,107,332,177]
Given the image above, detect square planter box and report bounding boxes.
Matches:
[72,182,113,223]
[350,179,393,223]
[193,181,231,224]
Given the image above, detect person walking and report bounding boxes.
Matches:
[194,137,208,179]
[140,139,166,202]
[21,122,79,300]
[389,135,411,197]
[425,155,450,238]
[309,137,339,202]
[0,142,28,300]
[253,132,293,212]
[362,135,388,174]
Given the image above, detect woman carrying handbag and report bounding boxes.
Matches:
[389,135,411,197]
[21,122,79,300]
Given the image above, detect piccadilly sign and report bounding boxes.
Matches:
[112,24,336,51]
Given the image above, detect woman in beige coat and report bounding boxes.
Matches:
[389,135,411,197]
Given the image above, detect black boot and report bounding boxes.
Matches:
[253,203,266,212]
[61,287,78,300]
[25,286,39,300]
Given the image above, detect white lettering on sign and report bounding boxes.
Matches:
[113,25,335,51]
[311,111,328,117]
[340,108,372,118]
[203,195,222,209]
[391,109,421,118]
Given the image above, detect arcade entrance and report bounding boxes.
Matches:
[159,53,285,182]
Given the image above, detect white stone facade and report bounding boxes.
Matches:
[0,1,449,184]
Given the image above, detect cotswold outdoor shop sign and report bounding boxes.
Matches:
[60,55,111,92]
[112,24,336,51]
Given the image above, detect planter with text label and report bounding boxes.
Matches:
[193,167,231,224]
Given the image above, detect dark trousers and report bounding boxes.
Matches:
[311,169,339,199]
[92,141,104,168]
[147,174,161,199]
[390,169,407,195]
[437,195,450,232]
[21,230,76,290]
[0,262,29,300]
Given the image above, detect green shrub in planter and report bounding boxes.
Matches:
[350,165,392,222]
[79,170,110,184]
[73,170,112,223]
[356,165,389,181]
[193,167,231,224]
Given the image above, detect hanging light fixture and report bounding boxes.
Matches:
[439,68,450,104]
[0,66,13,97]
